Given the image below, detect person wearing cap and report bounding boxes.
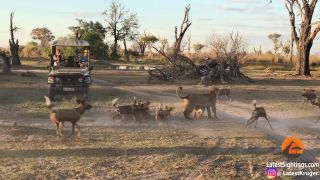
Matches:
[79,50,89,68]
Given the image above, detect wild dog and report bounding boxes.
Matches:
[193,105,205,119]
[155,104,174,120]
[176,87,218,120]
[199,68,215,86]
[302,89,316,104]
[217,87,232,102]
[44,96,92,137]
[246,100,273,130]
[112,97,150,121]
[310,99,320,123]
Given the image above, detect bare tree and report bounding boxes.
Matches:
[253,45,262,61]
[9,12,20,65]
[173,5,192,62]
[152,5,192,80]
[284,0,320,75]
[208,31,248,80]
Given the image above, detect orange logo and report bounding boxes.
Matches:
[281,137,304,159]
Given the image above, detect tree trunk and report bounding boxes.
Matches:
[289,32,294,68]
[139,44,145,56]
[123,38,129,62]
[296,42,312,76]
[284,1,320,76]
[1,52,11,74]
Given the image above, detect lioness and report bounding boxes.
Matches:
[176,87,218,120]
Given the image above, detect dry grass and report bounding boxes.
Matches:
[1,59,320,179]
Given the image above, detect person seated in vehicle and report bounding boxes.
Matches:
[79,50,89,68]
[53,49,64,68]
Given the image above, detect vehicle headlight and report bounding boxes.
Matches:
[78,77,84,83]
[55,77,61,82]
[48,76,54,83]
[84,76,91,84]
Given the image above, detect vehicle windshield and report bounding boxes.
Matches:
[51,47,89,69]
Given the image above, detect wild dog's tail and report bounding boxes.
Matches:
[44,96,54,112]
[176,87,189,99]
[112,98,120,107]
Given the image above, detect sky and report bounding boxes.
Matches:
[0,0,319,54]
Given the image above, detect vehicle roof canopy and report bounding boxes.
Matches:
[51,39,90,47]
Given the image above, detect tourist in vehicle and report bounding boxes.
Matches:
[79,49,89,68]
[53,49,63,68]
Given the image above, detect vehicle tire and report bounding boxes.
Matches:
[48,85,55,100]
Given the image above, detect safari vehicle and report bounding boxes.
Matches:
[47,39,92,100]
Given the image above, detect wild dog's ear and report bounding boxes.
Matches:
[76,98,85,104]
[44,96,52,106]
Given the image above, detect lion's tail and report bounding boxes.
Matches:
[176,87,189,99]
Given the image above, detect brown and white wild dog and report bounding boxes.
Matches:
[193,105,205,119]
[310,98,320,123]
[112,97,150,121]
[44,96,92,137]
[302,89,317,104]
[246,100,273,130]
[155,104,173,120]
[176,87,218,120]
[217,87,232,102]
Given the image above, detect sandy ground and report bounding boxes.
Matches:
[0,69,319,179]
